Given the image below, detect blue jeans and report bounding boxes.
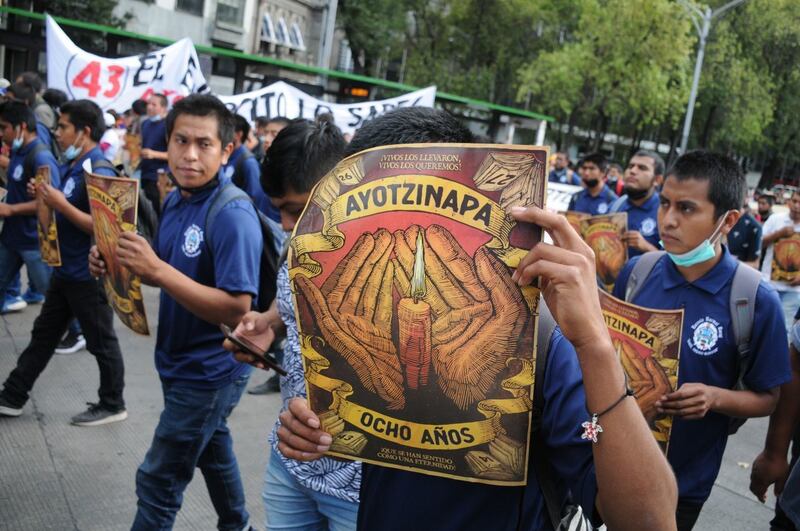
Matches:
[779,290,800,332]
[262,448,358,531]
[133,371,252,531]
[0,243,52,300]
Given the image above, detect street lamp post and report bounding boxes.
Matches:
[678,0,748,154]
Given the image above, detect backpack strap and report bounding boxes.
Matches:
[89,157,122,176]
[23,141,49,179]
[232,149,255,190]
[729,263,761,390]
[608,194,628,213]
[624,251,666,302]
[205,183,251,247]
[530,298,562,530]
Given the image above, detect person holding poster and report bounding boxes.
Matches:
[610,150,665,257]
[612,150,791,530]
[139,93,170,216]
[0,100,127,426]
[761,189,800,331]
[229,108,678,531]
[89,94,261,531]
[567,152,618,216]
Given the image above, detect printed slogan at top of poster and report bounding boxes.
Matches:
[46,15,208,112]
[289,144,548,485]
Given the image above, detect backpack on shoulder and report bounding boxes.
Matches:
[231,150,255,191]
[624,251,761,434]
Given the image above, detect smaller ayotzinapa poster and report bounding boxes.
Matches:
[290,144,547,485]
[84,164,150,335]
[35,165,62,267]
[580,213,627,292]
[599,290,683,452]
[771,233,800,284]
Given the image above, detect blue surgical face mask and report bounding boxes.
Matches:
[661,212,731,267]
[64,133,84,161]
[11,127,23,150]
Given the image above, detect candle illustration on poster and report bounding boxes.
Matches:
[398,230,433,390]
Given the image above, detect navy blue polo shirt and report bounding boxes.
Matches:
[548,168,581,186]
[223,145,280,222]
[613,248,790,503]
[154,175,262,387]
[727,213,762,263]
[567,185,618,216]
[139,117,168,181]
[55,147,116,282]
[358,330,597,531]
[2,138,61,251]
[612,192,660,257]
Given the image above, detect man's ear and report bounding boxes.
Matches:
[720,209,741,236]
[221,141,234,165]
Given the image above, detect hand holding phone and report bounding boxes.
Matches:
[220,323,287,376]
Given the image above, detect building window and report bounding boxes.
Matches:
[217,0,244,26]
[176,0,204,16]
[275,17,291,46]
[261,13,276,42]
[289,22,306,50]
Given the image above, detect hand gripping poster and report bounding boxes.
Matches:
[599,290,683,452]
[84,164,150,335]
[580,213,628,292]
[290,144,547,485]
[771,233,800,284]
[35,166,62,267]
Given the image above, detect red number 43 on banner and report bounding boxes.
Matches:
[71,61,125,98]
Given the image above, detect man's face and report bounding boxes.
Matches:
[580,161,603,185]
[624,155,658,192]
[790,193,800,220]
[271,189,310,231]
[146,96,165,117]
[262,122,286,151]
[607,166,622,181]
[757,197,772,214]
[0,119,16,145]
[55,114,80,150]
[555,153,568,170]
[167,114,232,190]
[658,176,735,255]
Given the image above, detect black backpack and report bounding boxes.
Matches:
[205,183,280,311]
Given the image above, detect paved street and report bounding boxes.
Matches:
[0,285,782,530]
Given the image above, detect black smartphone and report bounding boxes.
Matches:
[220,323,287,376]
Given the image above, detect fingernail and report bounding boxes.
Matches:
[307,418,320,429]
[511,206,526,214]
[319,434,332,445]
[245,322,254,331]
[317,444,330,452]
[511,271,519,282]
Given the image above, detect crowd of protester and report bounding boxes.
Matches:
[0,70,798,531]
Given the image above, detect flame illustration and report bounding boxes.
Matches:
[411,230,427,303]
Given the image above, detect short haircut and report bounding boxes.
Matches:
[132,99,148,116]
[607,162,623,173]
[345,107,474,156]
[666,150,745,218]
[254,116,270,128]
[42,88,68,110]
[166,94,235,147]
[261,115,345,198]
[151,93,169,109]
[233,114,251,139]
[7,82,36,107]
[60,99,106,142]
[0,100,37,131]
[633,149,665,177]
[268,116,290,127]
[581,152,608,171]
[758,194,775,206]
[17,71,43,93]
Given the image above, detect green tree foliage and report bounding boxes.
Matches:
[33,0,132,28]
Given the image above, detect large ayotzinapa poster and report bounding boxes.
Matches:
[599,290,683,452]
[290,144,547,485]
[580,213,627,293]
[84,165,150,335]
[35,165,62,267]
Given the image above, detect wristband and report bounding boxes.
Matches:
[581,383,635,444]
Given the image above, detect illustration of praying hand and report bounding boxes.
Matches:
[616,339,672,424]
[294,230,406,410]
[394,225,530,410]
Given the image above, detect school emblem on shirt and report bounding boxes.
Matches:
[63,177,75,198]
[11,164,23,182]
[688,317,723,356]
[640,217,656,236]
[182,224,204,258]
[597,202,609,214]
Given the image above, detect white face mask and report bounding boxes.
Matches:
[11,126,23,150]
[64,132,85,161]
[661,211,732,267]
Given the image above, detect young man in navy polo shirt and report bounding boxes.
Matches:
[231,108,678,530]
[611,149,664,257]
[0,99,127,425]
[139,93,169,216]
[90,94,261,530]
[612,150,791,530]
[567,152,618,215]
[0,101,60,311]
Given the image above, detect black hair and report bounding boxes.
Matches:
[254,116,270,128]
[60,99,106,142]
[0,100,37,132]
[607,162,623,173]
[42,88,68,110]
[345,107,474,156]
[633,149,665,177]
[151,93,169,109]
[17,72,43,93]
[268,116,290,127]
[758,194,775,206]
[233,114,251,139]
[666,150,745,218]
[7,82,36,107]
[261,115,345,198]
[132,99,148,116]
[581,152,608,171]
[165,94,235,146]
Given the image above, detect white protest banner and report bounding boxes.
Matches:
[218,81,436,134]
[546,181,582,213]
[46,15,208,112]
